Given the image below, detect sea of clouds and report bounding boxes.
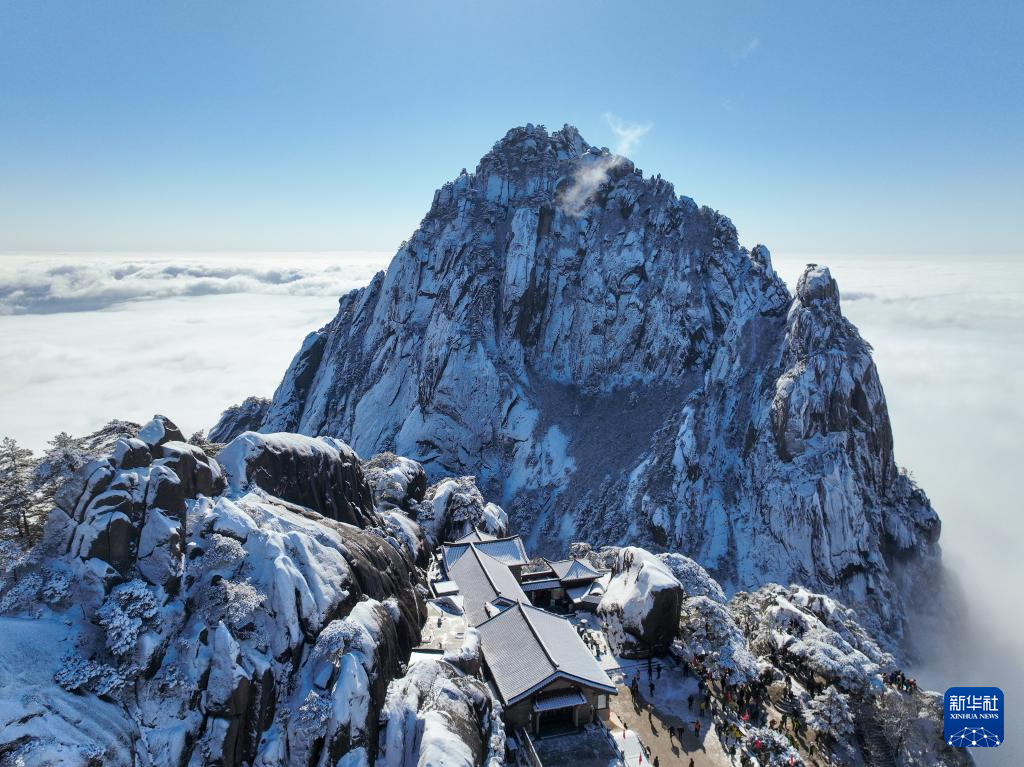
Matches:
[0,252,391,450]
[0,250,1020,764]
[0,252,390,315]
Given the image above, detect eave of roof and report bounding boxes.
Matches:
[521,578,560,592]
[450,527,499,544]
[505,670,618,706]
[546,557,601,582]
[442,536,529,572]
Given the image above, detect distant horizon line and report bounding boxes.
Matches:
[1,250,1020,261]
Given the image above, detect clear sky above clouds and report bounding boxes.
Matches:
[1,0,1022,256]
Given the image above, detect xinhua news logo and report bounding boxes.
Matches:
[944,687,1003,748]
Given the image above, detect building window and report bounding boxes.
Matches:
[596,694,608,710]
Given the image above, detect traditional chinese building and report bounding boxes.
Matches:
[445,542,530,625]
[476,601,616,736]
[439,533,617,737]
[520,557,605,612]
[441,529,530,581]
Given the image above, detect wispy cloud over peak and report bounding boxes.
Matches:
[604,112,652,156]
[559,113,652,216]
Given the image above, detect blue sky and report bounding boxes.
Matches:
[1,0,1021,256]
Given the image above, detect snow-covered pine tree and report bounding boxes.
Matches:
[35,431,87,495]
[805,686,855,741]
[0,437,39,543]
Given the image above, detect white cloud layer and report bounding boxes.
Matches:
[0,252,390,448]
[0,252,389,315]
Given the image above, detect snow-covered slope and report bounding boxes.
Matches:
[248,124,941,639]
[377,631,504,767]
[0,412,960,765]
[0,417,432,766]
[586,545,970,766]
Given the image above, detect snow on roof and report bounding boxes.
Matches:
[566,582,604,603]
[451,528,498,544]
[442,536,529,572]
[521,578,561,593]
[533,689,586,712]
[477,602,616,705]
[447,546,529,626]
[547,558,601,583]
[432,580,460,597]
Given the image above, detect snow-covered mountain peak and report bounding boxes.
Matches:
[480,123,591,167]
[222,124,944,642]
[796,263,841,309]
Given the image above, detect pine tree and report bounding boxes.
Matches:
[806,686,855,741]
[36,431,86,492]
[0,437,38,543]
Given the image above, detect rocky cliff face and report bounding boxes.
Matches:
[251,124,940,640]
[0,417,432,767]
[209,396,271,443]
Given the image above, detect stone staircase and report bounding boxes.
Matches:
[856,706,899,767]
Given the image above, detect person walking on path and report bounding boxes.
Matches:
[687,694,694,711]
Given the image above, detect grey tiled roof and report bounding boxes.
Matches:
[521,578,561,593]
[447,546,529,626]
[547,558,601,583]
[477,602,616,705]
[451,528,498,544]
[442,536,529,572]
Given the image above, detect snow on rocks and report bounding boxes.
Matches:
[137,414,186,448]
[0,417,431,767]
[0,617,138,766]
[362,453,431,566]
[250,123,943,638]
[732,584,894,694]
[209,395,273,443]
[362,453,428,516]
[677,595,759,685]
[419,476,508,545]
[659,552,726,602]
[598,546,682,657]
[376,644,504,767]
[217,431,378,527]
